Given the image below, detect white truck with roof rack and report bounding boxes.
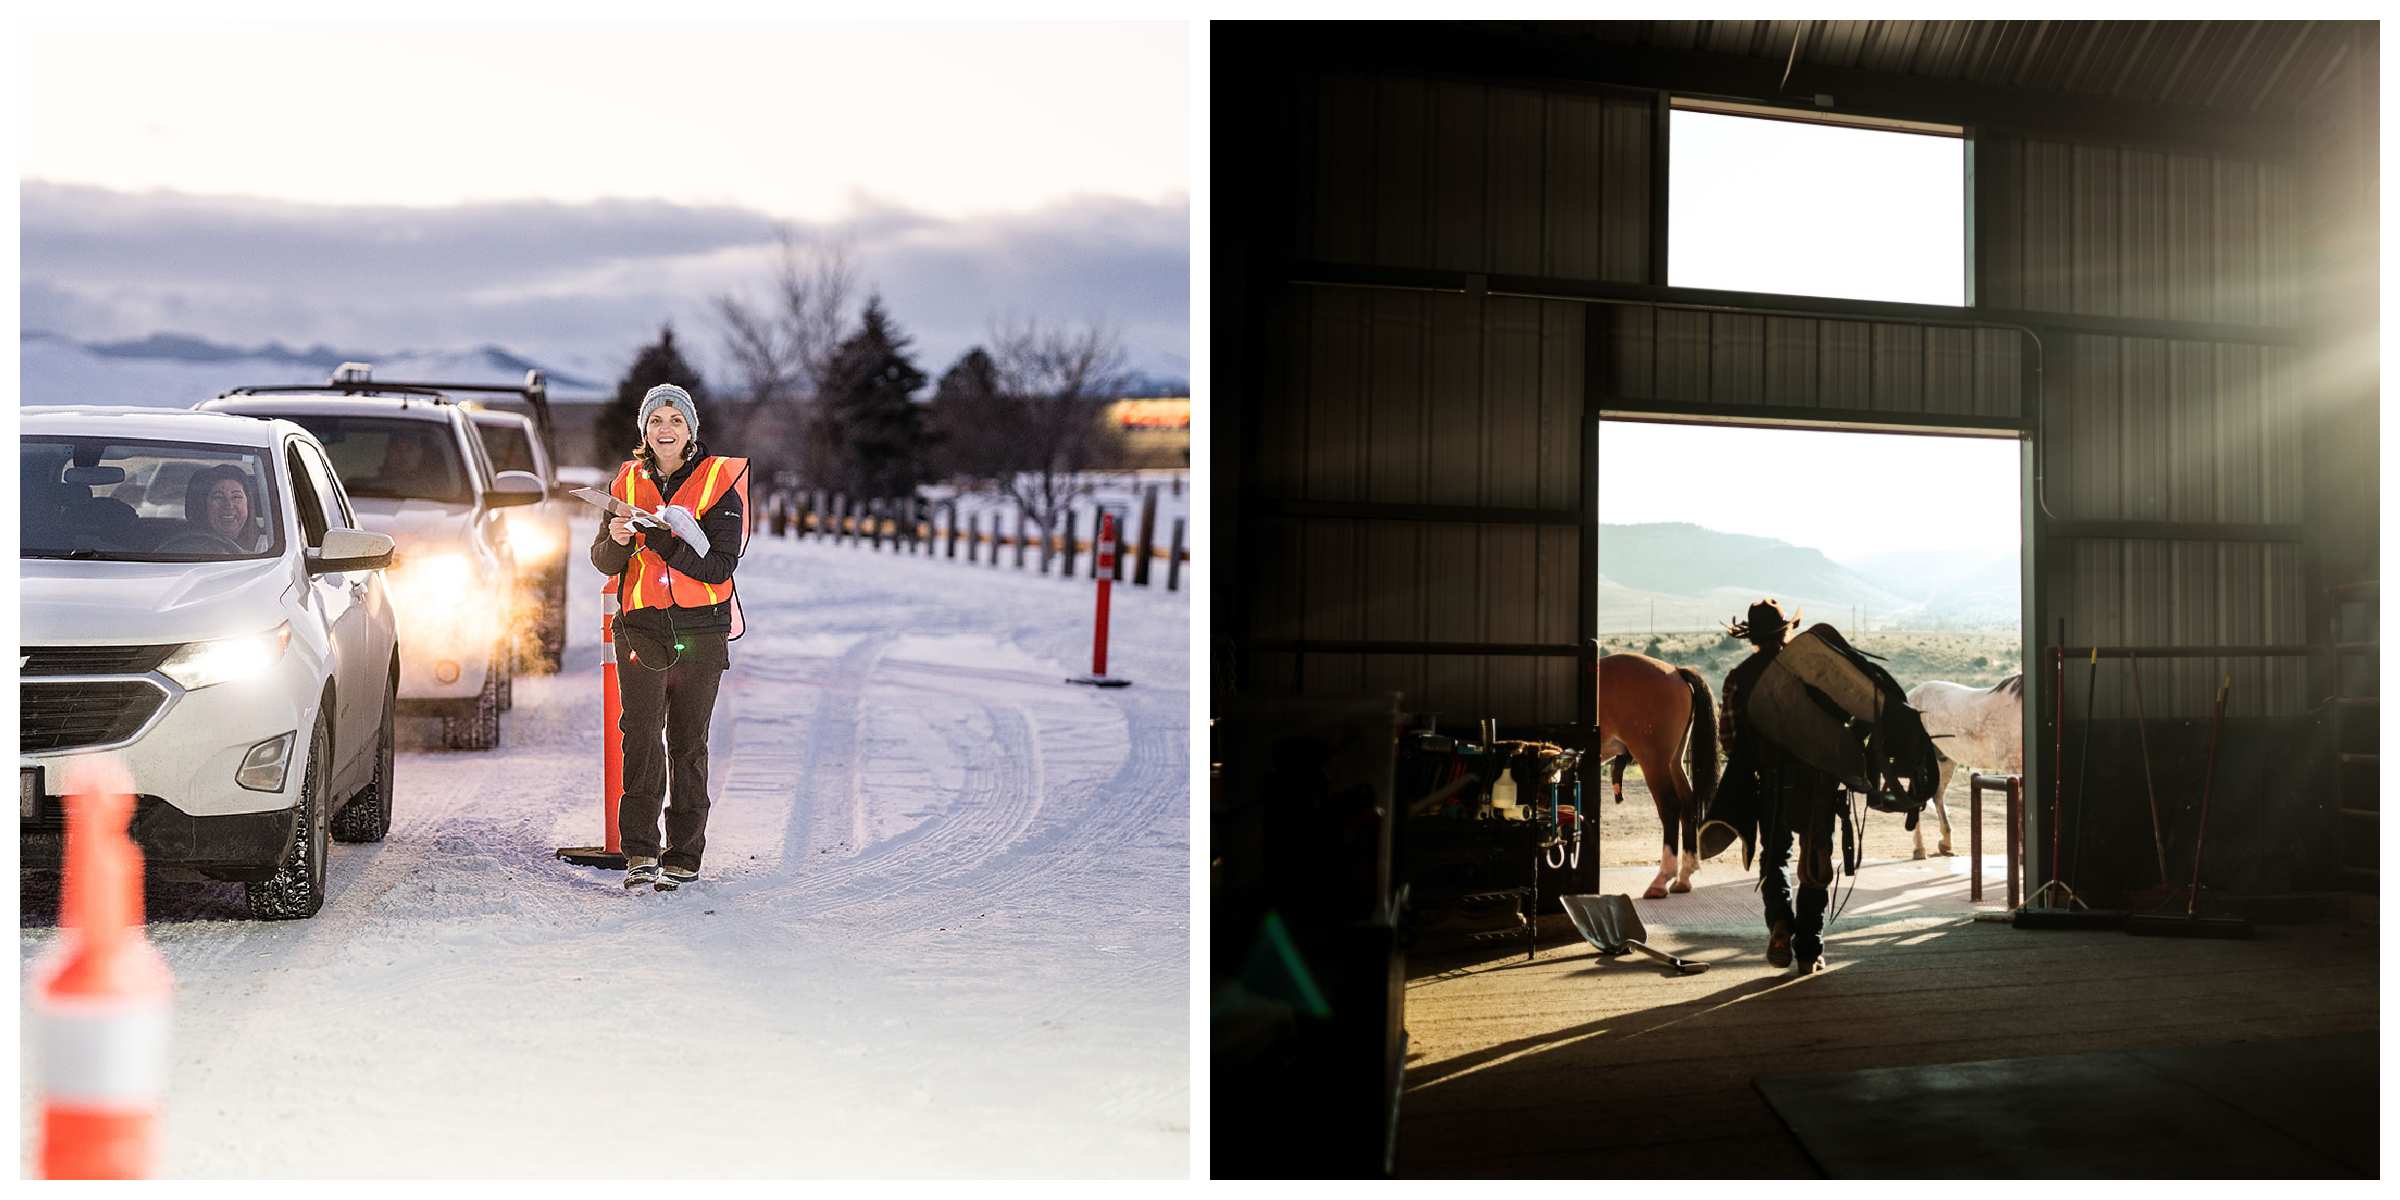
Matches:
[201,365,545,750]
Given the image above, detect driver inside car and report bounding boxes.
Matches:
[184,464,263,551]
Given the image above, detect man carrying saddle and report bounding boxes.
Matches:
[1717,600,1844,975]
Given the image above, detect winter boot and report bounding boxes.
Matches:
[655,865,698,892]
[624,857,661,890]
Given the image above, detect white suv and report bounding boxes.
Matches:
[469,408,573,674]
[21,407,399,920]
[202,387,544,749]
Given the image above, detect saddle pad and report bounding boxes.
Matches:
[1743,627,1880,784]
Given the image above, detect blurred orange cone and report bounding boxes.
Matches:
[33,757,173,1180]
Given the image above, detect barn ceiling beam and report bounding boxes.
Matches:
[2044,520,2309,544]
[1252,499,1581,527]
[1289,262,2310,348]
[1244,21,2304,162]
[1246,639,1582,659]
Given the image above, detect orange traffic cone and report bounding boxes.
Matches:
[33,757,173,1180]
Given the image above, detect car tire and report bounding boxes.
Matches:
[246,708,331,920]
[333,669,397,843]
[442,652,502,751]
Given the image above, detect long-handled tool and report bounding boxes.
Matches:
[2121,654,2178,911]
[2127,674,2255,939]
[1559,894,1710,975]
[2016,625,2126,929]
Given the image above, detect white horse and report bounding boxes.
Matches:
[1902,675,2024,858]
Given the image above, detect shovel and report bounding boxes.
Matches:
[1559,894,1710,974]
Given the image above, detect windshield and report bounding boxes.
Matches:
[281,416,470,503]
[22,437,285,562]
[477,421,538,476]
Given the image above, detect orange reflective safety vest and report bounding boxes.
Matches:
[609,455,752,639]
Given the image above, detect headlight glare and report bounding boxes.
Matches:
[161,624,292,690]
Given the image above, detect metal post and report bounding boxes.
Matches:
[2006,776,2022,911]
[1062,510,1080,578]
[946,502,959,559]
[1167,517,1185,592]
[1135,486,1158,586]
[1016,508,1030,569]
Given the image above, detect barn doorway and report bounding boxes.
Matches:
[1591,415,2028,901]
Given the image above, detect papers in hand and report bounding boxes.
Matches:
[569,487,664,528]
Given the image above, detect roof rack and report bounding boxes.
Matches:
[219,362,554,445]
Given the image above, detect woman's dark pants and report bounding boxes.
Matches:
[614,635,725,872]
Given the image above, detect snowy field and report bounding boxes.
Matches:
[21,521,1191,1177]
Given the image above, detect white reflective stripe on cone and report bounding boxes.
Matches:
[37,997,171,1107]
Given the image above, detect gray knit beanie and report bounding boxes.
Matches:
[637,383,700,438]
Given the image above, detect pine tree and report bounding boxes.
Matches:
[595,325,710,465]
[925,346,1005,481]
[815,297,930,497]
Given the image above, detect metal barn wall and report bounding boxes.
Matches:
[1294,74,1652,280]
[1245,288,1586,724]
[1593,306,2024,424]
[1978,131,2320,722]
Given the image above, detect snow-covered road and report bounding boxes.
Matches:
[21,525,1191,1177]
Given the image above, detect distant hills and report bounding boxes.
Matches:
[1597,522,2019,633]
[21,330,1190,408]
[22,329,606,406]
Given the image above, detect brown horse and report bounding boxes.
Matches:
[1594,652,1721,899]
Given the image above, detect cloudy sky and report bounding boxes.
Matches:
[19,22,1190,388]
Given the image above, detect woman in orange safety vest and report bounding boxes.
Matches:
[590,383,749,892]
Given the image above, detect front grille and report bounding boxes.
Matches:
[20,680,171,753]
[21,644,178,676]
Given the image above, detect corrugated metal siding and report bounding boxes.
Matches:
[1299,72,1653,282]
[1980,134,2301,328]
[1593,305,2025,422]
[1564,21,2357,117]
[2043,336,2305,524]
[1246,287,1587,722]
[2048,539,2309,719]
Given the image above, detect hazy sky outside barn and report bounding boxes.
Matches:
[18,22,1189,386]
[1607,111,2016,629]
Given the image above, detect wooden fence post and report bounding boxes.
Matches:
[1134,487,1158,586]
[1016,508,1030,569]
[1167,517,1185,592]
[1062,510,1080,578]
[1115,510,1130,583]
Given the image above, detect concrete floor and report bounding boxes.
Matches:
[1396,857,2377,1177]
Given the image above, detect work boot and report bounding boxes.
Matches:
[655,865,698,892]
[624,856,661,890]
[1795,954,1830,976]
[1766,919,1793,968]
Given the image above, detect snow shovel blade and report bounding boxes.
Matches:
[1560,893,1636,952]
[1559,895,1710,974]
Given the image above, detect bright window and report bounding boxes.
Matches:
[1669,106,1966,307]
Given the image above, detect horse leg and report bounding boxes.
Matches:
[1668,764,1698,893]
[1634,745,1684,898]
[1934,757,1957,856]
[1915,754,1954,859]
[1610,753,1630,804]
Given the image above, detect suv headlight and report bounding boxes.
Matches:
[160,624,292,690]
[393,551,474,615]
[504,511,562,562]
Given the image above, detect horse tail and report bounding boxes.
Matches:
[1677,666,1719,815]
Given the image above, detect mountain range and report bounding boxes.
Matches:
[1597,522,2019,632]
[21,330,1190,408]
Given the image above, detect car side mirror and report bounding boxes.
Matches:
[487,469,545,509]
[308,528,396,574]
